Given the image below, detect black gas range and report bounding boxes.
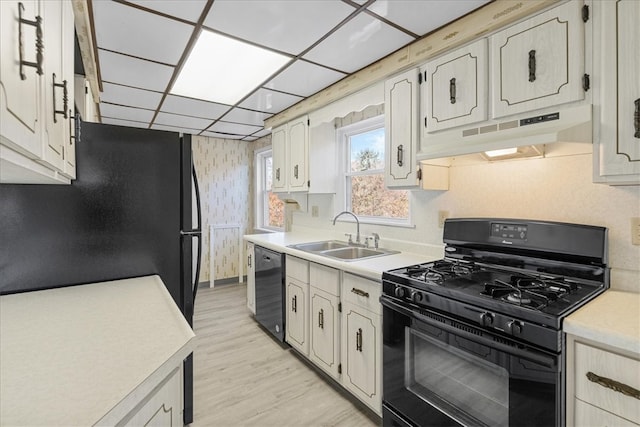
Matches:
[381,218,609,427]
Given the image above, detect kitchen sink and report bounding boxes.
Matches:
[288,240,398,261]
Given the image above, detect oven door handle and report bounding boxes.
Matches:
[380,296,557,368]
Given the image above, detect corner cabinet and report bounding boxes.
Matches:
[422,38,488,133]
[1,0,76,184]
[384,68,419,189]
[489,0,586,119]
[246,242,255,315]
[271,116,309,193]
[593,0,640,185]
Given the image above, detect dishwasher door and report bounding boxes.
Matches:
[254,246,285,341]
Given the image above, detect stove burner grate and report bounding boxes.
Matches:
[481,274,577,310]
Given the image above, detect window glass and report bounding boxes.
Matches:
[256,149,283,230]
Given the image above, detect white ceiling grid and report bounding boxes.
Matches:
[92,0,490,140]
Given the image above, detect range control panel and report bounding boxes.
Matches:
[491,223,528,241]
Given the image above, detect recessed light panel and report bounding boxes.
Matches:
[171,30,290,105]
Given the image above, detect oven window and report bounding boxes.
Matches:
[405,327,509,427]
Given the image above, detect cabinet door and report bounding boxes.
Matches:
[341,303,381,415]
[309,286,340,379]
[616,0,640,164]
[384,68,419,189]
[246,243,255,314]
[490,0,585,119]
[60,0,75,179]
[0,0,41,158]
[285,277,308,356]
[424,38,488,132]
[123,368,182,427]
[287,116,309,192]
[271,125,287,192]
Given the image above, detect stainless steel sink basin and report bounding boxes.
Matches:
[288,240,398,261]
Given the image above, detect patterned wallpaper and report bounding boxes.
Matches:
[193,135,252,283]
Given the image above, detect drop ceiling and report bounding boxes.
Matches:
[91,0,490,141]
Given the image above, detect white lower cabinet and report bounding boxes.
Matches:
[246,242,255,314]
[309,263,341,380]
[285,256,310,356]
[122,368,182,427]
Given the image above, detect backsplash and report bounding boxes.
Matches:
[193,135,251,283]
[293,153,640,292]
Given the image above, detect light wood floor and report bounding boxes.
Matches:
[191,283,381,427]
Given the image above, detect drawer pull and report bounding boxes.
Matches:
[586,371,640,400]
[351,288,369,298]
[528,50,536,82]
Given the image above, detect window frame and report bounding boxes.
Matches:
[254,147,283,232]
[336,115,412,228]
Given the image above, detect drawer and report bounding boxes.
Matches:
[286,255,309,283]
[574,398,637,427]
[342,273,381,316]
[574,341,640,424]
[310,262,340,296]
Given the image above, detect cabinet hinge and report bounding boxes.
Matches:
[582,5,589,22]
[338,363,342,374]
[338,302,342,313]
[418,72,423,84]
[307,118,310,126]
[583,74,590,92]
[307,180,310,188]
[417,168,422,181]
[424,117,427,128]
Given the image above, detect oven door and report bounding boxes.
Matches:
[381,295,560,427]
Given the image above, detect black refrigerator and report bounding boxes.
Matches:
[0,121,202,424]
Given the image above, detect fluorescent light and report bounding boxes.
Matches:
[484,147,518,158]
[171,30,290,106]
[481,145,544,161]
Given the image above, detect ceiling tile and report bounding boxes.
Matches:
[124,0,207,23]
[209,121,262,136]
[100,103,155,123]
[222,108,272,127]
[100,83,163,110]
[92,1,194,65]
[101,117,150,129]
[154,112,212,130]
[98,50,174,92]
[160,95,230,120]
[252,129,272,138]
[303,13,413,73]
[367,1,490,36]
[201,131,245,140]
[238,88,302,114]
[150,123,203,134]
[263,60,346,97]
[203,1,355,55]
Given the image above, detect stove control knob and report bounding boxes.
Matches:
[507,320,523,336]
[479,312,494,326]
[410,291,423,303]
[394,286,407,298]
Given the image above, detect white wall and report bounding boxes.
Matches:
[293,153,640,292]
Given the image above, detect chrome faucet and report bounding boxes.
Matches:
[333,211,360,245]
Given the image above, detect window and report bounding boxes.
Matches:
[338,115,410,226]
[255,148,284,230]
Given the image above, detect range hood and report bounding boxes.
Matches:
[417,104,592,161]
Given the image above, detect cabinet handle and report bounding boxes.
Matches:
[69,113,75,145]
[52,74,68,123]
[351,288,369,298]
[292,295,297,313]
[247,254,251,267]
[18,2,43,79]
[397,144,404,167]
[294,164,299,179]
[449,77,456,104]
[528,50,536,82]
[586,372,640,400]
[275,167,280,181]
[318,308,324,329]
[356,328,363,352]
[634,99,640,138]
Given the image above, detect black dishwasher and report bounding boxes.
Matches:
[254,246,286,342]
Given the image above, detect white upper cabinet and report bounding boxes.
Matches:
[271,124,287,192]
[287,115,309,192]
[490,0,586,119]
[423,38,488,133]
[593,0,640,184]
[1,0,76,184]
[384,68,419,189]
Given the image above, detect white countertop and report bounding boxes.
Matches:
[244,230,443,280]
[564,290,640,355]
[0,275,196,426]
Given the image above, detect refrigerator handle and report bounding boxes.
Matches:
[191,165,203,305]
